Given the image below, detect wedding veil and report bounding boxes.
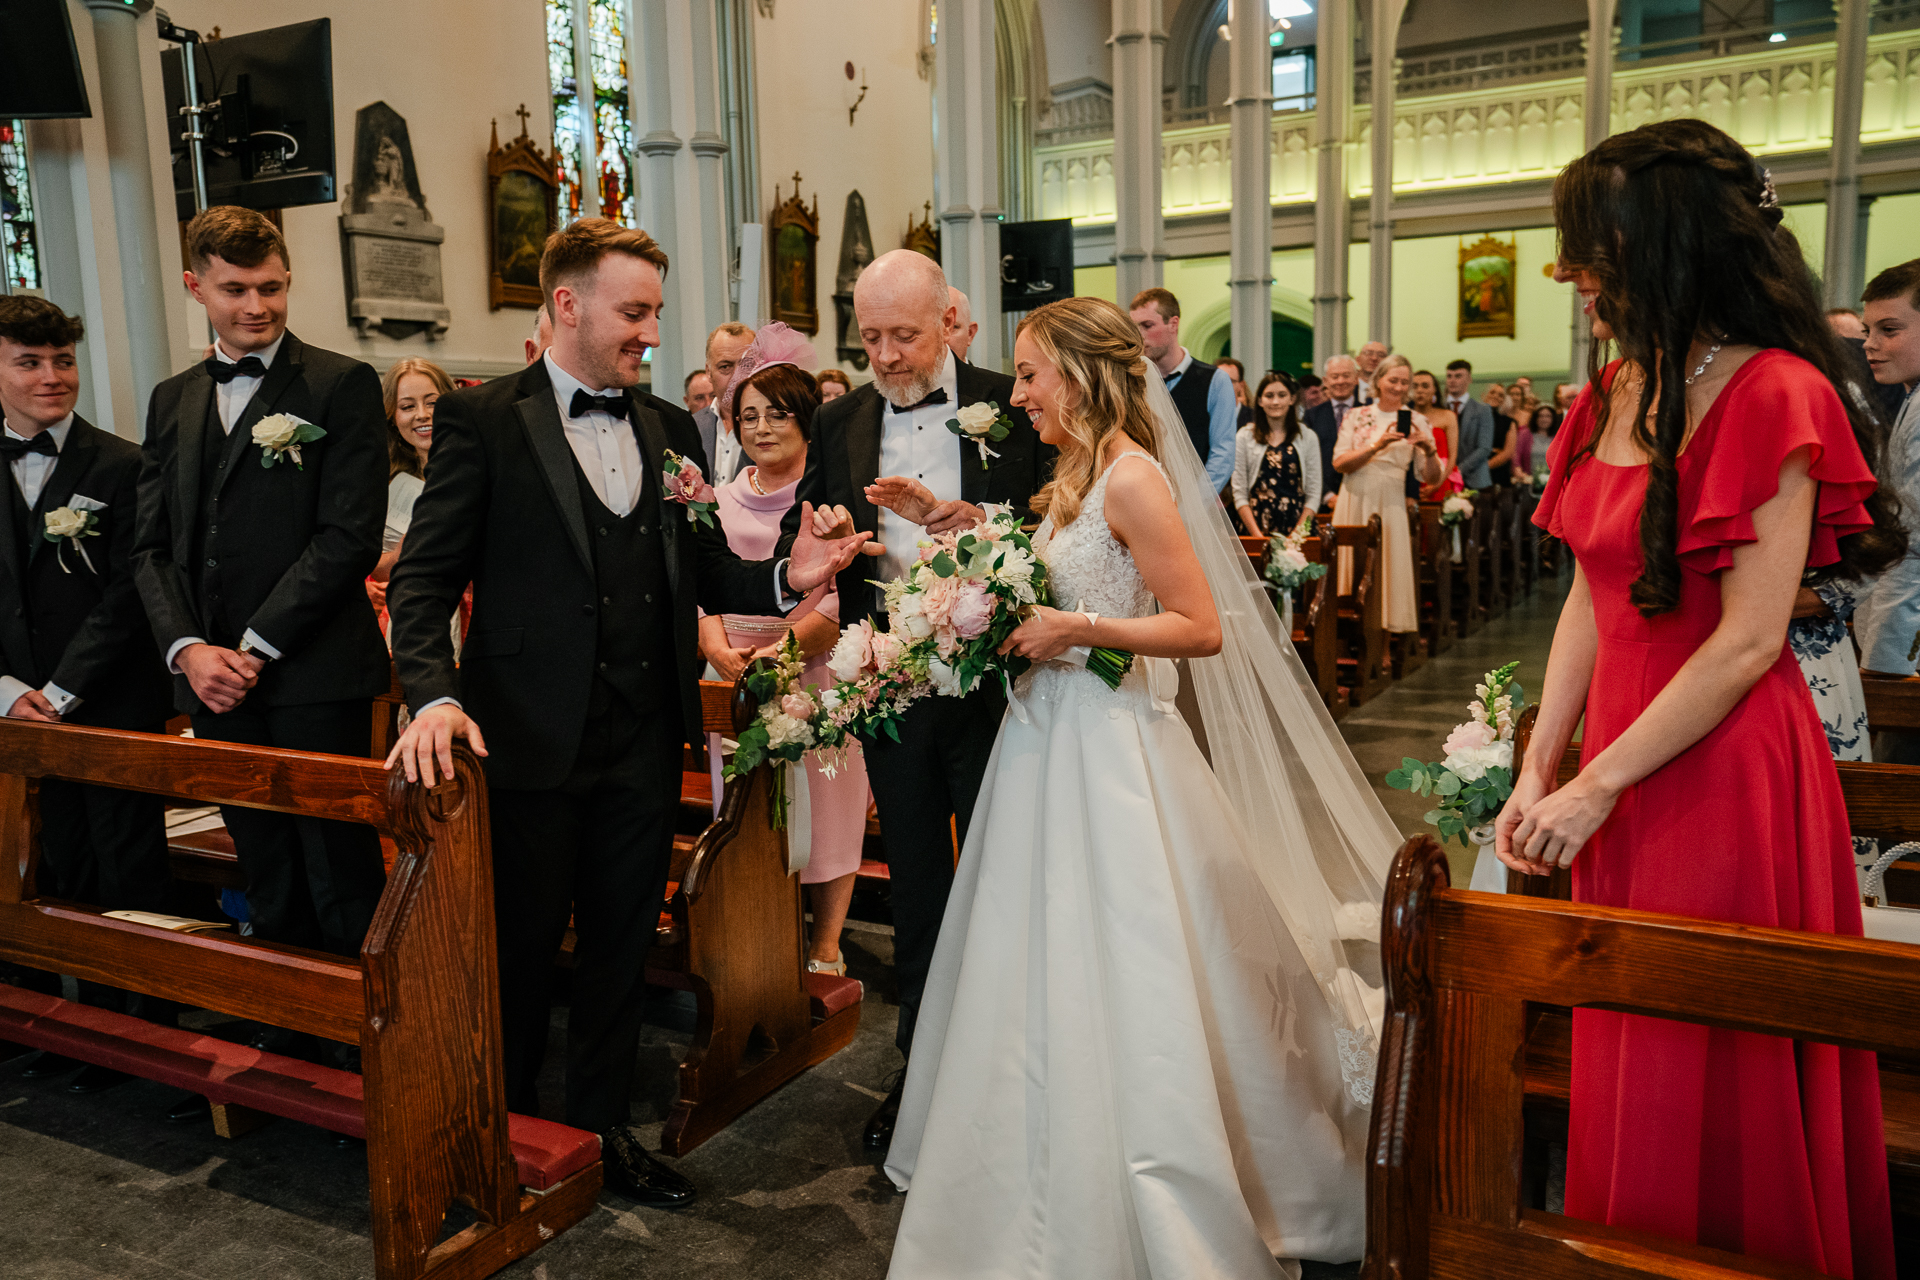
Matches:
[1142,370,1400,1105]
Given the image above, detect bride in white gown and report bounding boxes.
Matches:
[879,298,1403,1278]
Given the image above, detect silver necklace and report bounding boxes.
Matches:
[1684,342,1723,386]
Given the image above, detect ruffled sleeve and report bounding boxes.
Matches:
[1531,380,1599,540]
[1674,350,1877,575]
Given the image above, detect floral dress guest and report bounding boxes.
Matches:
[1332,354,1442,634]
[1790,578,1873,761]
[1499,119,1902,1278]
[700,327,869,975]
[1231,371,1321,536]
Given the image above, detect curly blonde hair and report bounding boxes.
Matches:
[1019,297,1162,529]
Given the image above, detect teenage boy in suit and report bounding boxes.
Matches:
[0,296,174,1090]
[133,207,390,994]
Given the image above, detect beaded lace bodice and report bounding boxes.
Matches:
[1019,452,1169,713]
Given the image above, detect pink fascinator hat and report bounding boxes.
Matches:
[719,321,817,420]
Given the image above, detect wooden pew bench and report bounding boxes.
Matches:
[1448,501,1485,640]
[1416,503,1454,662]
[1240,532,1340,717]
[1329,514,1390,708]
[1365,832,1920,1280]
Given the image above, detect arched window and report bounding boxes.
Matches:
[545,0,634,225]
[1,121,40,291]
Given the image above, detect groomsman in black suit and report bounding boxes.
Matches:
[0,297,175,1090]
[385,218,870,1207]
[776,250,1053,1152]
[132,208,390,986]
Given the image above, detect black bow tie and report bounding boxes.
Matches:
[570,389,630,420]
[205,355,268,384]
[888,388,949,414]
[0,433,58,461]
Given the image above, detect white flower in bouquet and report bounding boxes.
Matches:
[995,544,1039,604]
[893,593,935,639]
[1274,546,1309,575]
[928,656,966,698]
[1443,740,1512,782]
[761,706,816,750]
[819,687,843,713]
[827,620,874,683]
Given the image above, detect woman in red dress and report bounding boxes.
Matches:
[1497,118,1907,1278]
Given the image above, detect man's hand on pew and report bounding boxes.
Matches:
[386,702,489,785]
[5,690,60,722]
[178,643,258,714]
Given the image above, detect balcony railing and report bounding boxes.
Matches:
[1034,22,1920,226]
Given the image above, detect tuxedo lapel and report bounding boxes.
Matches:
[216,334,305,496]
[174,369,213,541]
[27,426,97,567]
[844,391,884,526]
[0,469,23,592]
[512,367,594,575]
[955,362,992,505]
[626,395,682,602]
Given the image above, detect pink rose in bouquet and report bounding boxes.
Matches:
[780,691,816,720]
[868,629,906,672]
[951,580,994,639]
[918,571,963,628]
[1441,719,1496,756]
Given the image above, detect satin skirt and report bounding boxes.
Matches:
[883,665,1369,1279]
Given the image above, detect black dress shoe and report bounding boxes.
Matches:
[67,1063,131,1093]
[599,1126,696,1208]
[167,1094,213,1124]
[863,1076,905,1152]
[19,1051,82,1079]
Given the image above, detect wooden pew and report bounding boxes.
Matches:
[1448,504,1484,640]
[1864,673,1920,734]
[0,722,598,1280]
[1241,533,1341,716]
[1416,504,1454,661]
[640,680,864,1155]
[1496,484,1524,601]
[1330,514,1391,708]
[1364,831,1920,1280]
[1477,487,1509,622]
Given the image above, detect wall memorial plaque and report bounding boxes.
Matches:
[339,101,451,340]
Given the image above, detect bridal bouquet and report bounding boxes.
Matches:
[1263,512,1328,592]
[1384,661,1527,849]
[820,510,1134,743]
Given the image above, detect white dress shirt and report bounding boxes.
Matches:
[713,421,746,488]
[166,332,293,674]
[0,416,78,715]
[875,351,964,592]
[544,352,645,516]
[213,332,286,433]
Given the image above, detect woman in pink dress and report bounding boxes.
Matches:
[1497,119,1906,1277]
[699,332,870,975]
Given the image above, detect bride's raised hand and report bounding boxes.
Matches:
[997,606,1085,663]
[865,476,939,525]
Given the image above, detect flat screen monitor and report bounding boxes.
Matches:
[161,18,334,220]
[0,0,92,119]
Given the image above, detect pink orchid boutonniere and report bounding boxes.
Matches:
[661,451,719,528]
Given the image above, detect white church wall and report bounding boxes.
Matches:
[153,0,551,381]
[751,0,937,379]
[1041,0,1114,90]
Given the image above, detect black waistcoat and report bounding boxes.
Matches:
[193,398,260,646]
[572,460,676,718]
[1166,356,1219,466]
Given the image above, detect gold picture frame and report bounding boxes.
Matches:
[769,172,820,335]
[487,107,558,311]
[1457,234,1517,341]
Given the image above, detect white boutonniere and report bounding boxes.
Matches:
[252,413,326,469]
[946,402,1014,470]
[43,495,105,574]
[660,450,719,528]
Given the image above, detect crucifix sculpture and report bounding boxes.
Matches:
[514,103,532,139]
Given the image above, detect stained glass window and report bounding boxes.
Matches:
[589,0,634,225]
[547,0,585,222]
[1,120,41,292]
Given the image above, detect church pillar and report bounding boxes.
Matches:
[632,0,732,397]
[1823,0,1871,308]
[936,0,1004,370]
[1569,0,1617,385]
[1312,0,1354,366]
[1366,0,1408,349]
[1228,0,1274,378]
[81,0,173,413]
[1110,0,1167,303]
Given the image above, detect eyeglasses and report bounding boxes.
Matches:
[737,408,795,426]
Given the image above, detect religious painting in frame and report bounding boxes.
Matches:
[488,107,558,311]
[769,172,820,335]
[1457,234,1517,341]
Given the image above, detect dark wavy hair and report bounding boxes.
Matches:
[736,363,819,442]
[1251,371,1301,446]
[1553,117,1905,615]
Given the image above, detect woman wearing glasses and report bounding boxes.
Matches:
[698,324,870,977]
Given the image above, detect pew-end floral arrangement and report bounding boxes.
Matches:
[1384,661,1527,849]
[1263,511,1328,593]
[721,632,833,830]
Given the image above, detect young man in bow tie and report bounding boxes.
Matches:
[132,208,390,1004]
[385,218,872,1207]
[0,298,175,1089]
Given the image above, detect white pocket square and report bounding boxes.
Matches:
[68,495,107,512]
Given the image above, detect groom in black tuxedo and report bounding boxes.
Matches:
[0,297,175,1088]
[777,250,1053,1151]
[133,207,390,977]
[386,218,870,1207]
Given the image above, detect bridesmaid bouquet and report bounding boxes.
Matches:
[818,510,1134,743]
[1384,661,1528,849]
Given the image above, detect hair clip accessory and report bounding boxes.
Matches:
[1757,167,1780,211]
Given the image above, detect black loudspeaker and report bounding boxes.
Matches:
[160,19,335,220]
[0,0,91,119]
[999,218,1075,313]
